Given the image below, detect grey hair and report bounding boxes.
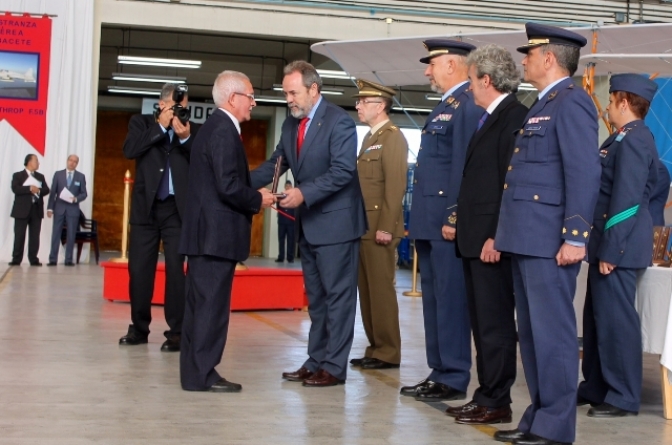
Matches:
[212,71,251,107]
[284,60,323,92]
[67,154,79,162]
[160,83,178,101]
[466,44,520,94]
[540,44,581,77]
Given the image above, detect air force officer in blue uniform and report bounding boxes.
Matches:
[401,40,482,402]
[578,74,659,418]
[494,24,601,445]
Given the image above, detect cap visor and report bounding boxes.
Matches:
[419,56,431,64]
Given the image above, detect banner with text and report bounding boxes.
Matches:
[0,13,51,155]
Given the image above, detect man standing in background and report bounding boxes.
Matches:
[47,154,87,266]
[350,79,408,370]
[119,83,195,352]
[401,40,482,402]
[9,154,50,266]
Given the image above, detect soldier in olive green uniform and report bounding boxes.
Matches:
[350,79,408,369]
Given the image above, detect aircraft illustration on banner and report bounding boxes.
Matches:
[0,68,36,82]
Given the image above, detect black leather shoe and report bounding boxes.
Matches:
[494,428,530,443]
[275,258,283,262]
[446,400,479,417]
[47,262,57,266]
[400,378,431,396]
[64,262,75,266]
[161,336,181,352]
[8,262,20,266]
[414,382,466,402]
[361,358,400,369]
[119,326,148,345]
[287,259,294,263]
[209,378,242,392]
[587,402,637,418]
[30,262,42,266]
[513,433,572,445]
[349,357,372,367]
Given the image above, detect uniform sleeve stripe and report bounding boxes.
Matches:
[605,205,639,230]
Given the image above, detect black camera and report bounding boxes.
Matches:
[155,84,191,125]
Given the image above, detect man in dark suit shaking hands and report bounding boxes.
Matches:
[450,44,528,425]
[10,154,50,266]
[179,71,274,392]
[119,83,195,352]
[251,61,367,387]
[46,154,88,266]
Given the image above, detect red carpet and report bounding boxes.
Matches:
[101,262,306,311]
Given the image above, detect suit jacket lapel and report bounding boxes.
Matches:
[296,99,327,172]
[467,95,515,163]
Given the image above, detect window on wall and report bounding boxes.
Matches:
[356,125,420,163]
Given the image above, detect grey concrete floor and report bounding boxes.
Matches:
[0,255,670,444]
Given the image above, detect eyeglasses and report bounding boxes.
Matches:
[355,99,383,106]
[234,92,255,101]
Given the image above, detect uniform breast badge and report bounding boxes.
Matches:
[432,114,452,122]
[364,144,383,153]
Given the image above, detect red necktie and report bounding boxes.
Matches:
[297,117,310,156]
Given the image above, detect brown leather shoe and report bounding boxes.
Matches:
[302,369,345,387]
[455,405,512,425]
[446,400,479,417]
[282,366,314,382]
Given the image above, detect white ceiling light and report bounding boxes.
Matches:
[272,84,343,96]
[117,55,201,69]
[424,94,442,101]
[317,69,354,80]
[107,86,161,96]
[255,96,287,104]
[392,106,432,114]
[111,73,186,84]
[518,82,536,91]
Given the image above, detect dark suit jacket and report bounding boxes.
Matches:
[11,170,49,219]
[456,95,528,258]
[123,114,197,225]
[179,109,262,261]
[47,169,87,216]
[649,158,670,226]
[251,98,367,245]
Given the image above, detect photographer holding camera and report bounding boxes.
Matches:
[119,83,197,352]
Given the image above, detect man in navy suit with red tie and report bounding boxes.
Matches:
[251,61,367,387]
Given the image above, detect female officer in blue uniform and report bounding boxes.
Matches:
[578,74,659,418]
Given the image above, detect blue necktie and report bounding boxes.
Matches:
[477,111,489,130]
[67,171,73,188]
[156,133,171,201]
